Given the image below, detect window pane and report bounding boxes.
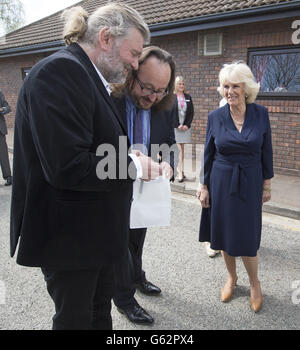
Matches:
[250,49,300,93]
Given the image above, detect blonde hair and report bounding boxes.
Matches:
[62,6,88,45]
[174,76,186,93]
[62,2,150,47]
[217,61,260,103]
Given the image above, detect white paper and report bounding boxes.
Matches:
[130,176,171,229]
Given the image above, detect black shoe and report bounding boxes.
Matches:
[117,304,154,324]
[136,280,161,295]
[4,177,12,186]
[178,178,184,183]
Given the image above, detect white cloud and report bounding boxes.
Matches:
[21,0,81,25]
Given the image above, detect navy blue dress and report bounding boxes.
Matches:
[199,103,274,257]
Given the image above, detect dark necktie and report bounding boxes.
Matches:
[133,109,143,145]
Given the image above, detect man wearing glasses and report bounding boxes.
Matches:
[111,46,177,324]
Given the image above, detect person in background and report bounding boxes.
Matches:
[173,76,194,183]
[0,89,12,186]
[10,3,160,330]
[111,46,177,325]
[197,61,273,313]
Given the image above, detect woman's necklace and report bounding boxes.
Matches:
[231,116,244,125]
[230,111,245,126]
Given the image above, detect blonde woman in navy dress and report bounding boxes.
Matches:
[174,76,194,182]
[196,61,273,313]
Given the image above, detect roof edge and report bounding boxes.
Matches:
[149,1,300,33]
[0,41,65,59]
[0,1,299,57]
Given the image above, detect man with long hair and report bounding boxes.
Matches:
[111,46,178,324]
[10,3,162,330]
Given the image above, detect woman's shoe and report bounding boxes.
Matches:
[250,281,263,313]
[221,277,238,302]
[178,178,184,183]
[204,242,220,258]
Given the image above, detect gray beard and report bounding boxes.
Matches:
[95,48,126,84]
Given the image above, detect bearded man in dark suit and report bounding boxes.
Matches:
[111,46,178,325]
[10,3,162,330]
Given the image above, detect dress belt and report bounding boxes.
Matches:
[214,158,260,201]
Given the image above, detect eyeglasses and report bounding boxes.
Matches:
[135,76,169,98]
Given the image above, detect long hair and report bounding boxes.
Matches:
[62,3,150,47]
[112,46,176,111]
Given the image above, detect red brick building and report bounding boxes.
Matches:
[0,0,300,175]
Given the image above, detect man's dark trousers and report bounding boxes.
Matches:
[113,228,147,308]
[41,265,114,330]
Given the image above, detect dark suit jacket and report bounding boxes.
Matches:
[0,89,11,135]
[111,95,178,176]
[10,43,137,270]
[173,93,194,128]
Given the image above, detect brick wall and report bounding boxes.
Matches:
[0,53,48,128]
[0,17,299,175]
[152,17,300,176]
